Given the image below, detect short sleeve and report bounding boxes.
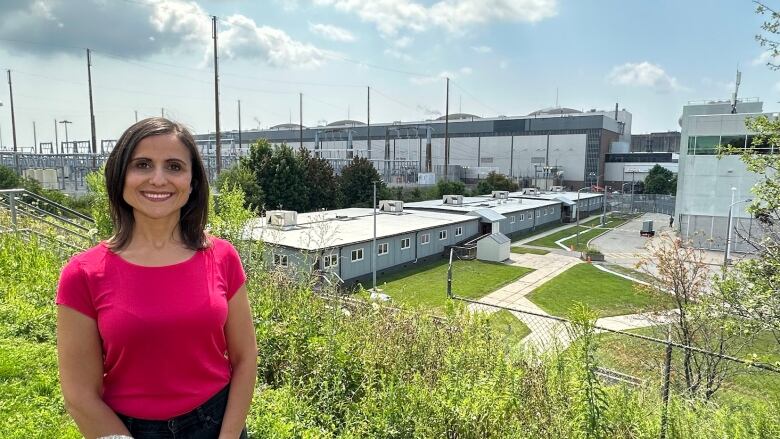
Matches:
[221,241,247,300]
[55,257,97,319]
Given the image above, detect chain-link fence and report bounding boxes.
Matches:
[608,193,676,216]
[451,293,780,435]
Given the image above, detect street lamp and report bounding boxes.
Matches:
[0,101,4,149]
[723,196,752,268]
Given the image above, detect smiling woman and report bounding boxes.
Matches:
[55,118,257,439]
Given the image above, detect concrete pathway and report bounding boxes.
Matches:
[467,248,678,353]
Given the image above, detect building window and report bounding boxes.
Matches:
[323,254,338,268]
[378,243,389,256]
[510,215,515,223]
[439,230,447,240]
[520,213,525,221]
[351,248,364,262]
[401,238,410,249]
[536,210,540,218]
[421,233,430,245]
[273,254,288,267]
[455,226,463,236]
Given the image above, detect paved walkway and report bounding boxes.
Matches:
[467,247,677,353]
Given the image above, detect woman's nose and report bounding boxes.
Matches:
[148,167,167,186]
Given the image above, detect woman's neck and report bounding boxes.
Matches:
[128,214,183,250]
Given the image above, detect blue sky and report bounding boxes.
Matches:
[0,0,776,148]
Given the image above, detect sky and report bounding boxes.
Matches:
[0,0,777,150]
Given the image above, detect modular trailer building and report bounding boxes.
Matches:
[247,207,480,283]
[507,191,604,222]
[404,195,563,240]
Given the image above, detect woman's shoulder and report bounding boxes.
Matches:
[62,242,111,274]
[205,236,239,255]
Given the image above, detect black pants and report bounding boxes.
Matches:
[116,385,248,439]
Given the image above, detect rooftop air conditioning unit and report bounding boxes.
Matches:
[550,186,565,192]
[267,210,298,229]
[443,194,464,205]
[379,200,404,214]
[522,188,540,195]
[491,190,509,200]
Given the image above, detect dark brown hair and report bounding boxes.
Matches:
[104,117,210,251]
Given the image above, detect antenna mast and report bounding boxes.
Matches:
[731,69,741,114]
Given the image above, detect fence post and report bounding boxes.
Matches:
[659,333,673,439]
[447,248,454,298]
[9,191,18,230]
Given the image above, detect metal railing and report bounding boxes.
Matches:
[0,189,95,251]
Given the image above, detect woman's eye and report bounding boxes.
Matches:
[136,162,150,169]
[169,163,182,171]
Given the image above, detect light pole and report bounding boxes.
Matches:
[372,181,377,292]
[0,100,3,149]
[576,186,590,251]
[723,198,753,270]
[621,182,631,214]
[601,185,609,226]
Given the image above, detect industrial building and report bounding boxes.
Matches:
[630,131,681,153]
[675,98,770,252]
[195,106,632,188]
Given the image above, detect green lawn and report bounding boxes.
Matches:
[526,215,632,250]
[526,263,671,318]
[595,326,780,405]
[510,246,550,255]
[361,259,534,314]
[487,310,531,345]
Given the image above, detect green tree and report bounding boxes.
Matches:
[298,148,339,210]
[435,179,466,197]
[86,169,112,240]
[264,144,309,212]
[216,164,263,210]
[339,157,385,207]
[476,171,519,194]
[643,164,676,194]
[0,164,20,189]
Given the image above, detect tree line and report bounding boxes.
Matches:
[217,139,520,213]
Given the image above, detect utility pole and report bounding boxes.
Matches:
[7,70,19,173]
[299,92,303,149]
[237,99,242,152]
[366,86,370,160]
[161,108,165,118]
[33,121,37,154]
[134,110,138,123]
[86,49,97,156]
[444,77,450,180]
[212,15,222,174]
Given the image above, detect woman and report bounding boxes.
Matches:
[56,118,257,438]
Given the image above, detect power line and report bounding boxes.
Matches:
[450,79,503,117]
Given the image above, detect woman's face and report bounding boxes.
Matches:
[122,134,193,224]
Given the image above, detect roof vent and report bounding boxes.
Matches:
[379,200,404,214]
[267,210,298,229]
[550,186,565,192]
[491,190,509,200]
[443,194,464,205]
[522,188,540,195]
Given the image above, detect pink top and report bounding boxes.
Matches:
[55,237,246,420]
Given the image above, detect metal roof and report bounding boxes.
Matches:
[467,208,506,223]
[245,208,477,251]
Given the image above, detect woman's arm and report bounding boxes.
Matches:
[57,306,131,438]
[219,284,258,438]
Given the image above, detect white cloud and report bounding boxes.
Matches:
[394,36,414,48]
[313,0,557,37]
[0,0,328,68]
[607,62,685,92]
[472,45,493,53]
[752,50,780,66]
[459,66,473,75]
[221,14,328,68]
[410,70,456,85]
[308,22,356,42]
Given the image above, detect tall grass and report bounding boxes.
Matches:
[0,218,779,437]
